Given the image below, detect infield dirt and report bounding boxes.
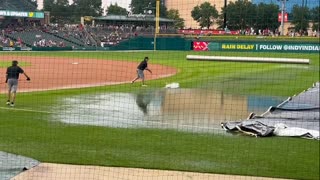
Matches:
[0,55,177,93]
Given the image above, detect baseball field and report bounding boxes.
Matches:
[0,50,319,179]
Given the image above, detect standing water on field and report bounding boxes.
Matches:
[53,89,283,133]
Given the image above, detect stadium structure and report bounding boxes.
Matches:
[0,0,178,49]
[164,0,237,29]
[252,0,319,12]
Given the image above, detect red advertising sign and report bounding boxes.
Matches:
[193,42,209,51]
[278,12,288,22]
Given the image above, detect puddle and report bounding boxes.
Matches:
[53,89,283,132]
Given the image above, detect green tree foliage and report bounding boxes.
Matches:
[291,5,310,32]
[255,3,279,31]
[219,0,256,30]
[167,9,185,29]
[72,0,103,18]
[106,3,128,15]
[43,0,54,11]
[310,6,319,31]
[28,0,38,8]
[43,0,70,23]
[130,0,167,17]
[191,2,218,29]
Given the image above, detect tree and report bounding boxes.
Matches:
[310,6,319,31]
[130,0,167,17]
[167,9,185,29]
[29,0,38,8]
[106,3,128,15]
[43,0,55,12]
[43,0,71,23]
[291,5,310,32]
[191,2,218,29]
[255,3,279,31]
[218,0,256,31]
[72,0,103,18]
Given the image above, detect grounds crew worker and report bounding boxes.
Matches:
[6,60,30,107]
[131,57,152,86]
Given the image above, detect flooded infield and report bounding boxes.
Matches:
[53,89,283,132]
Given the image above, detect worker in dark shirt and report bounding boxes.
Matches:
[6,60,31,107]
[131,57,152,86]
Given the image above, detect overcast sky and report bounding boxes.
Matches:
[37,0,131,12]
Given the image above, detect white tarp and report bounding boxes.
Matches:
[222,82,320,140]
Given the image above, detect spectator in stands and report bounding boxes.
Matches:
[17,37,23,47]
[9,40,14,47]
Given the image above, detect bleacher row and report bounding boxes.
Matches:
[0,0,178,49]
[1,24,143,48]
[1,26,92,48]
[1,24,178,48]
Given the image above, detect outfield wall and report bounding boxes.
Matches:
[1,37,319,53]
[193,41,320,53]
[106,37,192,51]
[0,47,72,51]
[0,37,192,51]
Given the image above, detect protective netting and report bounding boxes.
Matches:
[0,0,319,180]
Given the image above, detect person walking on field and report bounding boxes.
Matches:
[131,57,152,86]
[6,60,30,107]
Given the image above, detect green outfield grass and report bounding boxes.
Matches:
[0,50,319,179]
[0,61,30,68]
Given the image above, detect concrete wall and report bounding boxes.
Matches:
[165,0,237,29]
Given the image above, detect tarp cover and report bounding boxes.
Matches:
[221,82,319,140]
[0,151,39,180]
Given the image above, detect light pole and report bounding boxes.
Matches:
[154,0,160,51]
[279,0,288,36]
[223,0,227,29]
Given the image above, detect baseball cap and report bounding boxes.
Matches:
[12,60,18,65]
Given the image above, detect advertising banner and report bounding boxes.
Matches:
[193,42,209,51]
[278,12,288,22]
[1,47,15,51]
[0,10,44,18]
[193,41,320,53]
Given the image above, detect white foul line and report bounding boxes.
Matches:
[0,107,53,114]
